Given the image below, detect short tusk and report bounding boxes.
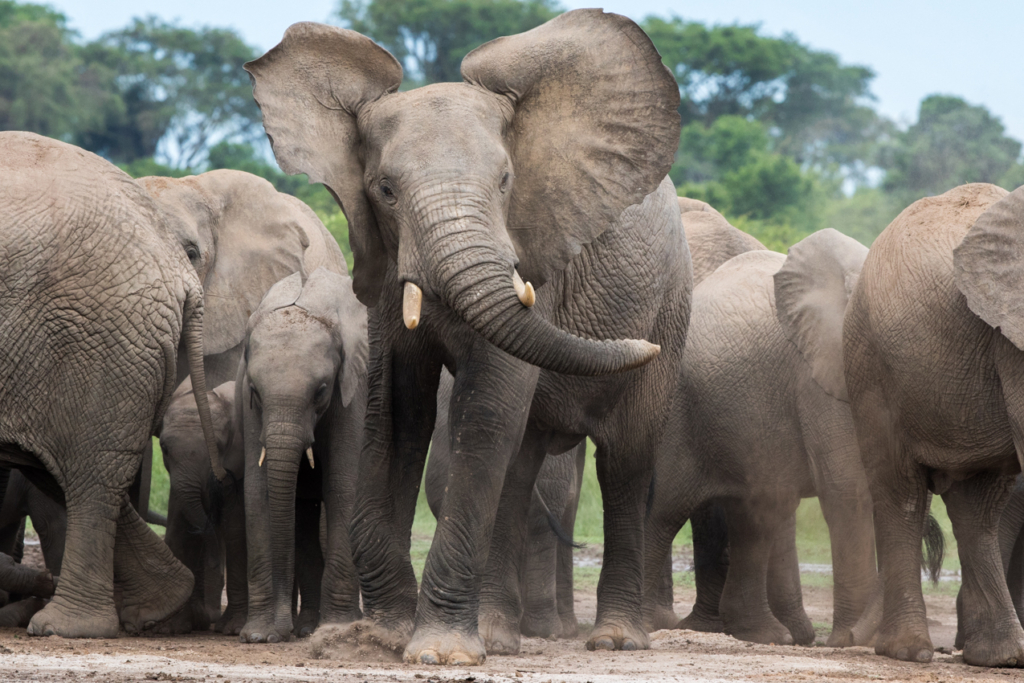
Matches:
[513,270,535,307]
[258,447,266,467]
[306,447,315,469]
[403,282,422,330]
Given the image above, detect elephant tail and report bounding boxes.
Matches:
[922,513,945,585]
[534,484,585,550]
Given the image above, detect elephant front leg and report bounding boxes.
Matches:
[677,502,729,633]
[404,352,537,666]
[944,473,1024,667]
[215,483,248,635]
[766,509,814,645]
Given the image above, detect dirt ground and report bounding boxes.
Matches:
[1,573,1019,683]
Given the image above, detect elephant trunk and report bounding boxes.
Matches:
[263,426,303,621]
[183,287,226,482]
[425,222,660,376]
[170,475,211,534]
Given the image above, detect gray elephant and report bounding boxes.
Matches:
[156,379,247,635]
[842,183,1024,667]
[246,9,688,663]
[425,371,586,640]
[0,132,219,637]
[237,268,368,643]
[643,228,880,647]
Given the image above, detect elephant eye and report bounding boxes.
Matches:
[185,244,200,263]
[379,179,397,205]
[314,383,330,407]
[499,171,511,193]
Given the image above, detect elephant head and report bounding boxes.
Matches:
[953,184,1024,349]
[681,206,766,286]
[244,9,680,375]
[140,170,347,363]
[773,229,869,401]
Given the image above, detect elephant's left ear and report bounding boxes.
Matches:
[954,185,1024,350]
[774,229,868,402]
[461,9,680,287]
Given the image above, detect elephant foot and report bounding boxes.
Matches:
[28,599,119,638]
[240,616,292,644]
[675,609,723,633]
[644,604,680,632]
[118,558,194,635]
[404,626,486,665]
[826,627,856,648]
[147,600,210,635]
[216,607,247,636]
[294,608,320,638]
[0,597,47,628]
[520,609,561,640]
[585,619,650,651]
[961,626,1024,667]
[722,613,793,646]
[775,610,815,646]
[479,608,521,654]
[558,614,579,639]
[874,622,933,663]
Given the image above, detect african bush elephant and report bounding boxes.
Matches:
[643,229,880,647]
[156,379,247,635]
[238,268,367,643]
[246,9,687,663]
[0,132,219,637]
[843,183,1024,667]
[425,371,586,640]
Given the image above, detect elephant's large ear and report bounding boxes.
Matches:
[297,268,368,407]
[774,229,869,401]
[954,185,1024,350]
[461,9,680,287]
[244,22,403,307]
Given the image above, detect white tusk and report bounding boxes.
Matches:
[513,270,535,307]
[258,447,266,467]
[403,282,423,330]
[306,447,315,469]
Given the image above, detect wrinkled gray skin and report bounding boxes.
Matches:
[0,132,219,638]
[156,380,247,635]
[643,228,879,648]
[425,371,586,640]
[246,9,688,663]
[238,268,368,644]
[843,183,1024,667]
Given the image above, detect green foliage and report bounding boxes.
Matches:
[882,95,1022,201]
[823,187,903,246]
[336,0,561,85]
[1000,163,1024,191]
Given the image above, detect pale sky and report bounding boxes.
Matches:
[54,0,1024,142]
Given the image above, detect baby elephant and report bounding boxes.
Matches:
[238,267,367,643]
[158,379,247,634]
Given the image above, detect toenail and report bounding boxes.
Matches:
[419,650,440,665]
[267,633,280,643]
[896,647,909,660]
[450,651,480,665]
[593,637,615,650]
[916,650,932,663]
[248,633,263,643]
[622,639,636,651]
[43,626,55,636]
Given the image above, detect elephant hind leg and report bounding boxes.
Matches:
[766,508,814,645]
[676,502,728,634]
[944,473,1024,668]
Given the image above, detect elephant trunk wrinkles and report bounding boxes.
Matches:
[263,426,304,615]
[183,287,226,481]
[426,220,659,376]
[171,477,211,534]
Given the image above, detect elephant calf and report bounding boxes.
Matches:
[157,379,247,635]
[644,228,880,647]
[238,268,367,643]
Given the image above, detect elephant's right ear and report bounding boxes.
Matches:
[774,229,869,401]
[461,9,680,287]
[954,185,1024,350]
[244,22,403,307]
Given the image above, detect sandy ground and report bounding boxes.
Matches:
[0,570,1017,683]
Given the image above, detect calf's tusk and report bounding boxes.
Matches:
[306,447,315,469]
[513,270,535,308]
[403,282,422,330]
[258,447,266,467]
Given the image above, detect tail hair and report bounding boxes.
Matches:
[922,513,945,585]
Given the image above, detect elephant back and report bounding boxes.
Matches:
[682,209,766,286]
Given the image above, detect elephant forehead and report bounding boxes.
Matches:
[366,84,508,150]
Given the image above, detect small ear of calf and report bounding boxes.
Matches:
[774,229,869,401]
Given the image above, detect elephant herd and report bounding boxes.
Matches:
[3,7,1024,672]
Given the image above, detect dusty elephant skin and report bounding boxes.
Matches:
[156,380,248,636]
[238,268,368,645]
[425,370,587,641]
[0,132,220,638]
[843,183,1024,667]
[643,228,880,648]
[245,8,688,665]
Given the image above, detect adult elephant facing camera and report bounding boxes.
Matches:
[246,9,687,664]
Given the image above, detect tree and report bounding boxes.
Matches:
[642,16,882,171]
[76,18,262,168]
[336,0,561,85]
[882,95,1023,200]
